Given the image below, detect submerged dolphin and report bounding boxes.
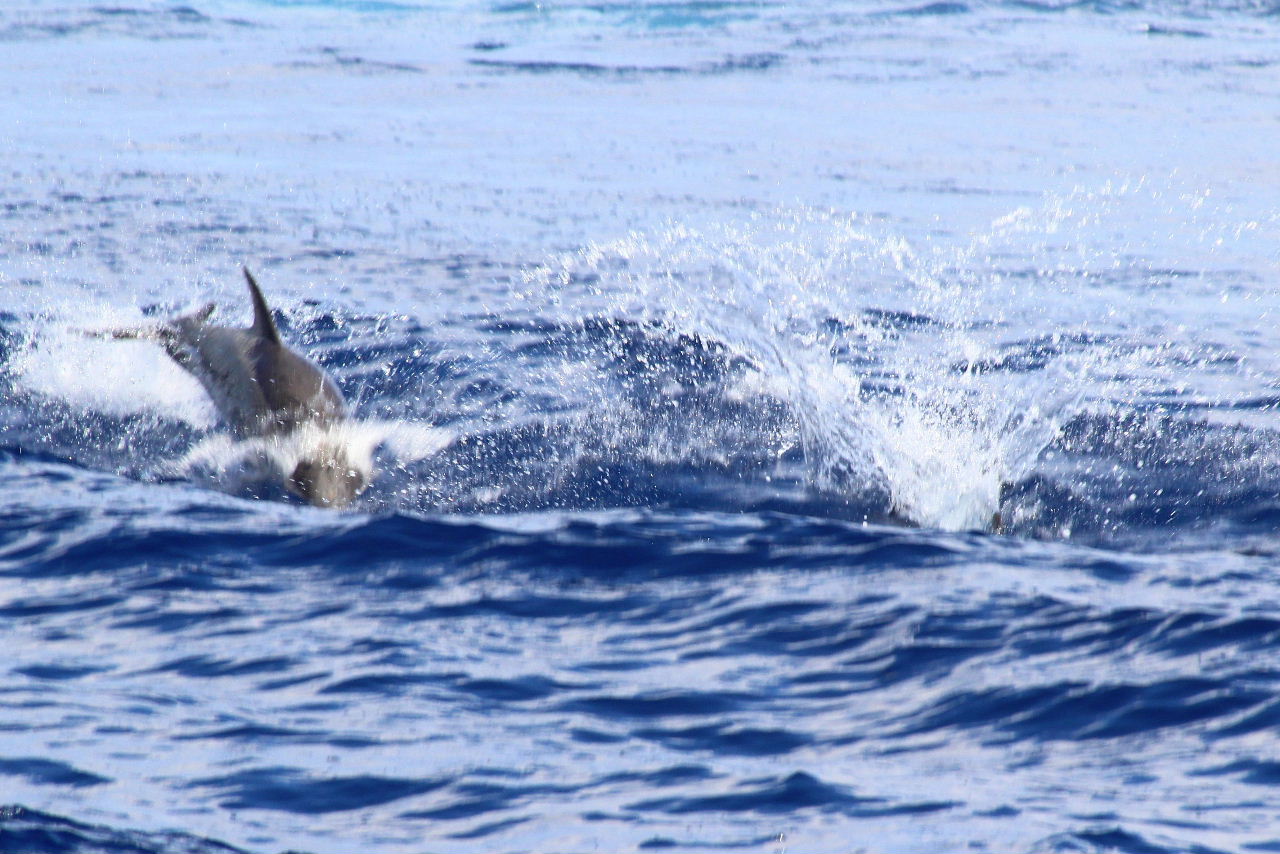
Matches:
[100,269,369,507]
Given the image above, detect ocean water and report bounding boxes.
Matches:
[3,0,1280,851]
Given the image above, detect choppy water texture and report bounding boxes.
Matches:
[3,0,1280,851]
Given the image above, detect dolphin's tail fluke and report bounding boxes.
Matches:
[78,302,216,342]
[80,326,159,342]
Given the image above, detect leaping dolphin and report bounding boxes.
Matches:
[97,268,369,508]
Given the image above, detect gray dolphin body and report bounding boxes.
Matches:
[108,269,368,507]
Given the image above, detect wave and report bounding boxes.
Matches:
[0,800,1242,854]
[0,805,249,854]
[469,52,784,77]
[1,471,1277,851]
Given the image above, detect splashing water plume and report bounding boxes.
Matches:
[522,207,1095,530]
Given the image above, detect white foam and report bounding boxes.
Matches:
[10,305,216,427]
[172,418,456,498]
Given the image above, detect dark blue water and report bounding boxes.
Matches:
[4,0,1280,851]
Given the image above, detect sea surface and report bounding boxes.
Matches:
[3,0,1280,851]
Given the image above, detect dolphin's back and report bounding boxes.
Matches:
[245,331,347,434]
[160,277,347,438]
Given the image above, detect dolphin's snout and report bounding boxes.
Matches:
[288,454,369,508]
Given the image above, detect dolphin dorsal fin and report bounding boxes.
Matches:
[242,267,282,346]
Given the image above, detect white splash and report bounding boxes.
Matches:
[172,419,456,501]
[10,305,216,427]
[521,206,1093,531]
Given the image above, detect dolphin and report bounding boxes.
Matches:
[98,268,369,507]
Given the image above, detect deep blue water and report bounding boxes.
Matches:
[4,0,1280,851]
